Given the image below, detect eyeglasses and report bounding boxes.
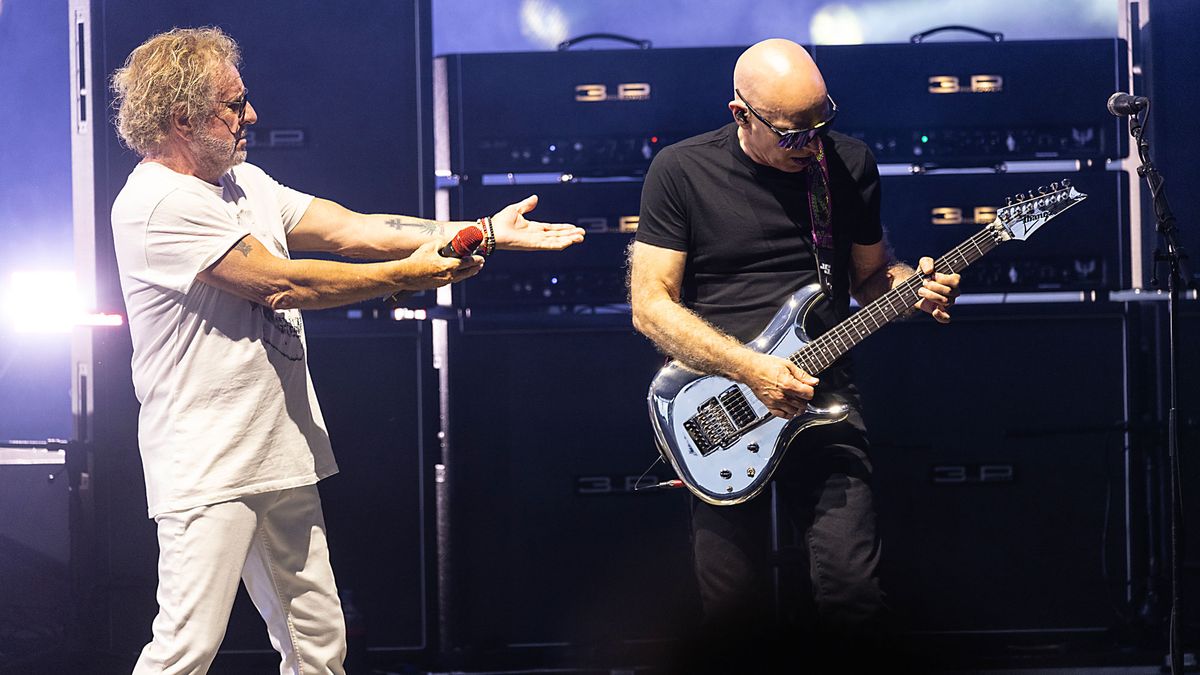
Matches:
[735,88,837,150]
[219,90,250,125]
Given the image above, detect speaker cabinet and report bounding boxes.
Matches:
[811,39,1127,164]
[852,305,1128,632]
[447,182,642,308]
[439,314,697,659]
[880,170,1130,292]
[0,449,71,644]
[1146,1,1200,290]
[438,47,744,177]
[214,318,436,659]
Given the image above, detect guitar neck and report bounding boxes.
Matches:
[791,226,1000,375]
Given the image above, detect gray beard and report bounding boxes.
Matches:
[194,124,246,178]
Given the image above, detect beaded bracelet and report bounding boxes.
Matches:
[478,216,496,256]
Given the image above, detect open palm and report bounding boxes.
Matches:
[491,195,586,251]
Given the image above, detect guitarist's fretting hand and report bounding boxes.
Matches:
[913,256,962,324]
[741,352,820,419]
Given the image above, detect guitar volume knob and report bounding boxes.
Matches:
[747,443,759,453]
[719,469,732,479]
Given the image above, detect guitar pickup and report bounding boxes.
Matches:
[719,386,757,428]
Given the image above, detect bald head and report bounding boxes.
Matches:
[733,38,827,126]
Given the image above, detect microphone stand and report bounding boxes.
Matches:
[1128,105,1194,674]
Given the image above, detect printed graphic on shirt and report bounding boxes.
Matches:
[259,303,304,361]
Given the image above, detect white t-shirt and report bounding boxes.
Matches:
[111,161,338,518]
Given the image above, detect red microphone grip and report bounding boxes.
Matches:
[438,225,484,257]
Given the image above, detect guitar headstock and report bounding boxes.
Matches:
[993,179,1087,241]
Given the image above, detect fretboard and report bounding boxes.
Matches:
[791,226,1001,375]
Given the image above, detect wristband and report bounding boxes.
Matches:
[478,216,496,256]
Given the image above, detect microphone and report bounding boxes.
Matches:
[1107,92,1149,116]
[218,117,246,153]
[387,226,485,305]
[438,225,484,257]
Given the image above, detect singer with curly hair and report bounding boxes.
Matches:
[109,26,584,674]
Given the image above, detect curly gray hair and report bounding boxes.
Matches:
[110,27,241,156]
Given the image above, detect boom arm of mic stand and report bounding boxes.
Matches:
[1129,113,1193,289]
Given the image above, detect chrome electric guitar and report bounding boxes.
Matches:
[647,180,1087,506]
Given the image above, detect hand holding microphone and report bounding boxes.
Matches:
[391,226,486,300]
[438,225,485,258]
[415,225,486,285]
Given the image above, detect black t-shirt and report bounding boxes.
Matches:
[636,124,882,345]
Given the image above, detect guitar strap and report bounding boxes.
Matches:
[803,136,835,294]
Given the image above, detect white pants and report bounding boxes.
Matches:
[133,484,347,675]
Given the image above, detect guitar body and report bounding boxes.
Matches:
[645,180,1085,505]
[647,283,849,505]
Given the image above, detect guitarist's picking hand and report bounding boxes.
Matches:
[743,353,818,419]
[914,256,961,324]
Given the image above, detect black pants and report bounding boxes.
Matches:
[682,409,890,669]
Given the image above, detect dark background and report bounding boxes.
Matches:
[2,0,1198,672]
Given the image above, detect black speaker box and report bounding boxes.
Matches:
[1181,307,1200,633]
[84,0,433,215]
[448,181,642,308]
[1145,0,1200,289]
[212,318,436,663]
[439,314,697,660]
[1136,302,1200,635]
[812,39,1128,164]
[0,450,71,648]
[438,46,745,177]
[880,169,1130,292]
[850,305,1128,632]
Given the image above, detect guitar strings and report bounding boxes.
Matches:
[789,227,999,375]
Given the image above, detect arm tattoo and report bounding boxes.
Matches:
[234,240,253,257]
[385,217,443,236]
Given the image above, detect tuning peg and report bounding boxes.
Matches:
[1050,181,1060,191]
[1037,185,1048,195]
[1062,178,1072,187]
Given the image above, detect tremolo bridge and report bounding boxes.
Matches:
[682,386,759,455]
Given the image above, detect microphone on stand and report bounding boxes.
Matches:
[1107,92,1149,116]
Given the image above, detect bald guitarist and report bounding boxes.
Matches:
[628,38,960,663]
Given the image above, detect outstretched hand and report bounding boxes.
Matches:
[491,195,586,251]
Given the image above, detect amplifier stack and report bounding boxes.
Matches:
[435,46,743,309]
[430,34,1142,660]
[433,38,1132,309]
[61,0,1197,667]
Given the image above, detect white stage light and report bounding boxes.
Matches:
[520,0,570,49]
[826,0,1115,44]
[2,270,122,333]
[811,3,865,45]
